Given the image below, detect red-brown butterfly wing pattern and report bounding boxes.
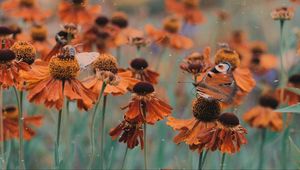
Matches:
[196,72,237,103]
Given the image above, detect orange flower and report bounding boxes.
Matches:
[228,30,249,53]
[271,6,294,21]
[165,0,205,25]
[1,0,50,22]
[20,53,97,111]
[167,97,220,149]
[58,0,101,26]
[145,16,193,50]
[77,15,111,52]
[128,58,159,84]
[243,95,283,131]
[29,25,52,58]
[109,116,144,149]
[0,48,30,89]
[1,106,43,141]
[180,47,212,78]
[82,53,138,96]
[10,41,36,65]
[192,113,247,154]
[276,74,300,105]
[0,26,15,49]
[45,24,78,62]
[123,82,172,124]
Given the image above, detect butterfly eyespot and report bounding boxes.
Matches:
[215,63,230,73]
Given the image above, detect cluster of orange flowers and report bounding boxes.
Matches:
[0,0,300,169]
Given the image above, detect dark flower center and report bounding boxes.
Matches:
[218,112,240,127]
[130,58,148,70]
[3,106,17,113]
[193,97,220,122]
[0,26,13,36]
[0,49,16,63]
[92,54,118,74]
[188,63,203,70]
[259,96,279,109]
[72,0,84,5]
[288,74,300,85]
[251,47,264,56]
[251,57,260,65]
[95,16,109,27]
[133,82,154,95]
[111,17,128,29]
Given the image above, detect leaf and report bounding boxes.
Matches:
[286,87,300,95]
[289,136,300,168]
[275,103,300,113]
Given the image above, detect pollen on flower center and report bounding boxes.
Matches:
[0,49,16,63]
[92,53,118,74]
[192,97,220,122]
[31,25,47,41]
[218,112,240,127]
[183,0,198,9]
[163,17,180,34]
[130,58,148,70]
[0,26,13,36]
[20,0,35,7]
[49,56,80,80]
[259,95,279,109]
[10,41,36,65]
[214,48,240,69]
[133,82,154,95]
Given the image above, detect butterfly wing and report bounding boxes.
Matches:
[196,71,237,103]
[75,52,99,69]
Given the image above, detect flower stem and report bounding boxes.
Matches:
[198,151,203,170]
[279,20,286,102]
[55,82,65,169]
[88,83,106,169]
[201,150,208,168]
[100,95,107,169]
[121,147,128,170]
[258,128,266,169]
[55,109,63,169]
[116,47,121,64]
[13,88,25,169]
[0,87,6,170]
[141,104,147,170]
[220,153,226,170]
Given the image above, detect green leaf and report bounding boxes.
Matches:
[286,87,300,95]
[275,103,300,113]
[289,136,300,168]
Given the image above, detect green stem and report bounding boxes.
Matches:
[13,88,25,169]
[100,95,107,169]
[54,82,65,169]
[0,87,6,170]
[258,129,266,169]
[198,151,203,170]
[88,83,106,169]
[201,150,208,168]
[141,103,147,170]
[116,47,121,64]
[220,153,226,170]
[55,109,63,169]
[279,20,286,102]
[121,147,128,170]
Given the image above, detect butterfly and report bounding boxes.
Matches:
[61,45,99,70]
[194,62,237,103]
